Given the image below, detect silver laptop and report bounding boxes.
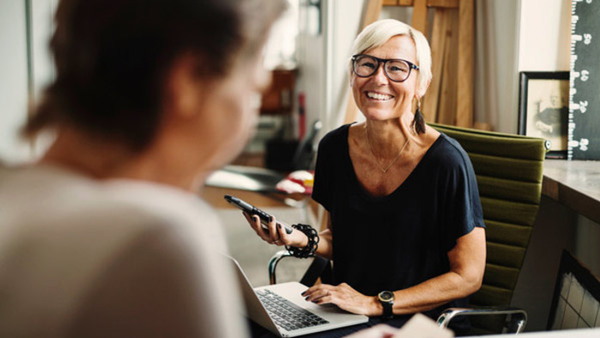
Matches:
[227,256,369,337]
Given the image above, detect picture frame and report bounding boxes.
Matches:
[547,250,600,329]
[518,71,569,159]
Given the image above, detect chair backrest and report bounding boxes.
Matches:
[279,123,547,332]
[431,123,547,332]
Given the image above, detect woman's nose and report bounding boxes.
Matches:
[371,64,389,83]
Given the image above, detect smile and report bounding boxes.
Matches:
[366,91,394,101]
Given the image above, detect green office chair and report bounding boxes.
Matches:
[267,123,548,335]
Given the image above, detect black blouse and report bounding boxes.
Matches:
[312,124,485,324]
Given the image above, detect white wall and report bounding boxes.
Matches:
[321,0,363,132]
[0,0,56,164]
[0,0,30,164]
[517,0,571,72]
[295,32,325,136]
[511,0,570,135]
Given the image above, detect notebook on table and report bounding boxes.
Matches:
[226,256,369,337]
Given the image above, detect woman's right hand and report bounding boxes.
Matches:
[242,212,308,248]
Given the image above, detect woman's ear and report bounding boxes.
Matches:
[163,54,206,120]
[416,76,432,98]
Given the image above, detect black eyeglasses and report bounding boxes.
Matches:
[352,54,419,83]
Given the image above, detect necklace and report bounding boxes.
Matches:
[365,126,410,173]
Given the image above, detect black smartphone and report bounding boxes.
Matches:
[224,195,293,234]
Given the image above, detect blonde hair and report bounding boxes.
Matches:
[350,19,432,94]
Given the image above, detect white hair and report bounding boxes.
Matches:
[350,19,432,94]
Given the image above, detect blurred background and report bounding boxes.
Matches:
[0,0,571,167]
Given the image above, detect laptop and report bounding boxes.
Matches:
[226,256,369,337]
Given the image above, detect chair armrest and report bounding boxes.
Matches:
[436,306,527,334]
[268,250,294,284]
[268,250,332,286]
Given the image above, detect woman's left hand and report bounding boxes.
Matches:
[301,283,380,316]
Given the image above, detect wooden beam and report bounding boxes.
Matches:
[422,9,450,122]
[437,9,458,125]
[456,0,474,127]
[388,0,458,8]
[362,0,384,30]
[429,0,459,7]
[411,0,428,35]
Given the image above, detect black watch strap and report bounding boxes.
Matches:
[378,291,394,320]
[381,300,393,319]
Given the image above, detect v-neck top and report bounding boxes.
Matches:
[312,123,485,321]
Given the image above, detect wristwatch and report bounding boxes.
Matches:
[377,291,395,319]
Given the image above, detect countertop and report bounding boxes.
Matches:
[542,160,600,224]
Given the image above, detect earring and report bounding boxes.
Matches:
[412,97,425,134]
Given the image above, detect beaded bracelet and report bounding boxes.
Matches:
[285,223,319,258]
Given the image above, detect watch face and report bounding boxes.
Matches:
[378,291,394,302]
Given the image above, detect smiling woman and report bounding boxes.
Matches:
[242,18,487,336]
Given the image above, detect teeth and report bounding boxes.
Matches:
[366,92,393,100]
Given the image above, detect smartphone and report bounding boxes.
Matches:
[224,195,293,234]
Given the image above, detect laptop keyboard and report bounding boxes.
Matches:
[256,289,329,331]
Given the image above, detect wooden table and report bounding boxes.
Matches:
[201,186,309,210]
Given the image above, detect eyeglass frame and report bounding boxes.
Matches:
[351,54,419,83]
